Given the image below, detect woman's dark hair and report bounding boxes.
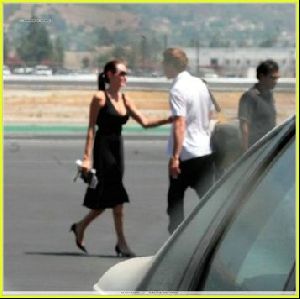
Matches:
[98,59,126,90]
[256,59,279,80]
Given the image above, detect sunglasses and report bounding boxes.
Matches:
[116,70,128,77]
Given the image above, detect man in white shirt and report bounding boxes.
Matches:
[162,48,215,234]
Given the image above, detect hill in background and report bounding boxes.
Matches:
[4,3,295,51]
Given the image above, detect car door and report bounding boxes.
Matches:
[136,116,295,292]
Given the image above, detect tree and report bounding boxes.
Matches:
[94,27,113,46]
[140,35,150,70]
[127,46,138,70]
[150,35,162,61]
[258,38,276,47]
[82,57,90,69]
[52,36,64,68]
[4,33,9,64]
[96,53,112,69]
[15,13,52,66]
[113,46,128,60]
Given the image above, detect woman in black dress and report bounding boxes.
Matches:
[70,59,171,257]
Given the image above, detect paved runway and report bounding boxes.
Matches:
[3,137,198,293]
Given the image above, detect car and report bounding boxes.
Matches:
[203,72,219,79]
[13,67,33,74]
[199,67,219,79]
[34,65,53,76]
[53,68,72,75]
[3,65,11,75]
[94,116,296,294]
[151,72,162,78]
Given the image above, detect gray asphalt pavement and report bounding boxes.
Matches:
[3,137,198,293]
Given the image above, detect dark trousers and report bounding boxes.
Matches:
[167,155,214,234]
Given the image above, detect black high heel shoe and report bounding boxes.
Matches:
[115,245,136,258]
[70,223,88,254]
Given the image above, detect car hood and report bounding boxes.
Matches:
[94,256,153,293]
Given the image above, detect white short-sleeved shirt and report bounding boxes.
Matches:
[167,71,215,161]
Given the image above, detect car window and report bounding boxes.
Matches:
[201,139,295,291]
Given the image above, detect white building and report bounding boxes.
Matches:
[184,47,295,78]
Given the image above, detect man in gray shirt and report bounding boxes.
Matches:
[238,59,279,151]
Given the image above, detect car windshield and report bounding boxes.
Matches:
[201,138,295,291]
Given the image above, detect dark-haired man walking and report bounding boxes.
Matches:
[238,59,279,151]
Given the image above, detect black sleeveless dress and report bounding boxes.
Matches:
[83,93,130,209]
